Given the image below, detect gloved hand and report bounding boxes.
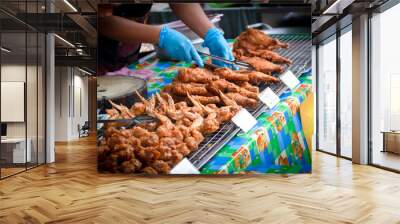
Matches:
[158,25,204,67]
[202,27,237,69]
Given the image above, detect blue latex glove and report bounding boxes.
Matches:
[202,27,237,69]
[158,25,204,67]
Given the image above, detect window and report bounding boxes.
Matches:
[317,36,337,154]
[370,3,400,171]
[339,28,352,158]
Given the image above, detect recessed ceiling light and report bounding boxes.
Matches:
[1,47,11,53]
[54,34,75,48]
[63,0,78,12]
[77,67,93,76]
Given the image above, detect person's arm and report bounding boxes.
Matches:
[170,3,236,69]
[99,14,161,44]
[169,3,213,38]
[98,6,203,66]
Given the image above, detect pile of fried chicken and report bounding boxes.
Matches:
[233,28,292,74]
[164,67,279,108]
[98,29,291,174]
[98,67,278,174]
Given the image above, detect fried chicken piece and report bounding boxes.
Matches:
[225,92,258,108]
[237,88,258,99]
[136,91,156,115]
[235,28,288,51]
[184,111,204,130]
[119,159,142,173]
[176,143,191,157]
[201,112,220,134]
[130,102,146,116]
[190,95,220,105]
[142,166,158,174]
[154,93,167,113]
[232,48,247,60]
[106,108,120,120]
[216,106,240,123]
[136,122,158,132]
[177,67,218,83]
[185,130,204,151]
[113,143,135,161]
[98,144,111,158]
[103,126,119,139]
[175,101,188,110]
[176,117,192,127]
[234,40,259,53]
[159,137,181,161]
[239,82,259,94]
[207,79,241,94]
[131,126,151,139]
[191,129,205,142]
[108,100,135,119]
[218,90,240,107]
[242,57,284,74]
[157,123,173,138]
[171,82,209,96]
[107,134,128,149]
[188,94,220,134]
[237,70,280,84]
[214,67,249,82]
[140,132,159,147]
[247,49,292,64]
[163,93,185,121]
[190,94,238,125]
[137,145,161,162]
[177,125,191,138]
[170,149,184,165]
[185,137,198,151]
[151,160,171,174]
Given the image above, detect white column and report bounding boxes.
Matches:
[352,14,369,164]
[45,0,55,163]
[46,32,55,163]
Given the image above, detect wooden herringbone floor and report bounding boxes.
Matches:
[1,137,400,224]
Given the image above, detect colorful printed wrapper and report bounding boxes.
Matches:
[201,72,312,174]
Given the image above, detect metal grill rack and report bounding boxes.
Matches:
[188,33,311,169]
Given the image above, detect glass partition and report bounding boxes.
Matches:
[27,31,38,169]
[317,36,337,155]
[0,1,46,179]
[0,32,28,177]
[339,28,352,158]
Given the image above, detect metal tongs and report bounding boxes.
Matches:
[197,51,255,70]
[97,115,159,128]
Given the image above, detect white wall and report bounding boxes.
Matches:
[54,67,89,141]
[1,65,41,138]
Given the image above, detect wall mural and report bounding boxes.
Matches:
[96,3,312,175]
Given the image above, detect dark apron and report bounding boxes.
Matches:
[98,4,152,76]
